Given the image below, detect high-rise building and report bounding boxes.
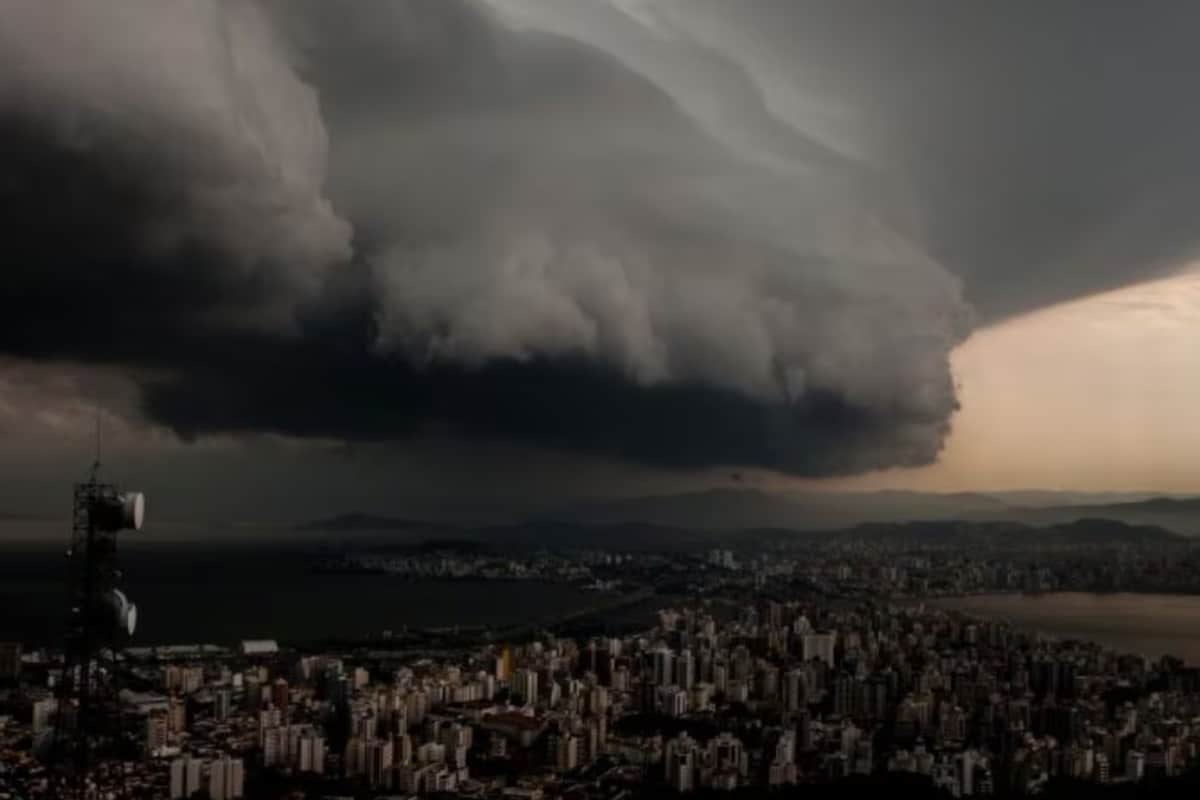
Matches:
[169,755,204,799]
[416,741,446,765]
[657,685,689,718]
[512,669,538,706]
[783,668,806,712]
[1126,750,1145,782]
[209,756,244,800]
[690,683,711,712]
[406,689,428,725]
[758,665,780,701]
[272,678,289,714]
[0,642,21,681]
[258,707,282,744]
[32,697,57,734]
[957,750,977,796]
[496,646,513,682]
[554,732,579,772]
[708,732,747,776]
[242,676,261,712]
[439,722,473,752]
[165,665,204,695]
[797,710,812,751]
[760,600,784,629]
[367,739,395,788]
[651,647,674,687]
[298,732,326,774]
[588,685,610,716]
[167,697,187,733]
[1094,753,1111,784]
[261,725,287,767]
[395,733,414,766]
[665,733,696,792]
[612,665,630,692]
[146,709,170,756]
[214,688,232,721]
[584,719,603,762]
[675,649,695,690]
[344,737,367,778]
[168,757,184,799]
[713,662,728,693]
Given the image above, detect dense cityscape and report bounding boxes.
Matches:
[311,517,1200,600]
[6,521,1200,799]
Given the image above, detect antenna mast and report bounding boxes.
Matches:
[91,411,101,482]
[49,416,145,799]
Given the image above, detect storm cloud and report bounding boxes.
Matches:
[519,0,1200,317]
[2,0,1193,476]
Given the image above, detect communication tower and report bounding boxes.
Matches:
[48,447,145,799]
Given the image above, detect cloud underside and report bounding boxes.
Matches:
[3,0,1197,474]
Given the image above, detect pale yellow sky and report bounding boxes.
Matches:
[808,267,1200,493]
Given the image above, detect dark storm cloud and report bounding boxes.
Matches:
[12,0,1190,476]
[0,1,350,360]
[139,316,950,477]
[550,0,1200,318]
[262,0,968,477]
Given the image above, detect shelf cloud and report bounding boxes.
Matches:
[2,0,1194,476]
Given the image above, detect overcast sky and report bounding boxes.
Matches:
[4,1,1200,520]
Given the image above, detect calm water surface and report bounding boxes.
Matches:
[0,537,605,646]
[932,592,1200,665]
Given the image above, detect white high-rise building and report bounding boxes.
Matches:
[145,709,170,756]
[656,685,689,718]
[395,733,414,766]
[169,756,204,799]
[261,725,287,767]
[209,756,244,800]
[298,732,326,774]
[32,698,57,734]
[555,732,579,772]
[513,669,539,706]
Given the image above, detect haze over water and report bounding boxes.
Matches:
[0,535,603,646]
[933,592,1200,665]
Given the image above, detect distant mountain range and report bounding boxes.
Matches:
[299,503,1189,552]
[301,489,1200,538]
[296,513,456,533]
[549,488,1200,536]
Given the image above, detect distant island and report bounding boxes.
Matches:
[296,513,457,533]
[297,511,1183,553]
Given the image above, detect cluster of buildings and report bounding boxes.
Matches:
[315,549,611,588]
[168,754,244,799]
[3,592,1200,798]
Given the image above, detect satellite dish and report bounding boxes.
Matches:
[92,491,145,532]
[121,492,145,531]
[109,589,137,637]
